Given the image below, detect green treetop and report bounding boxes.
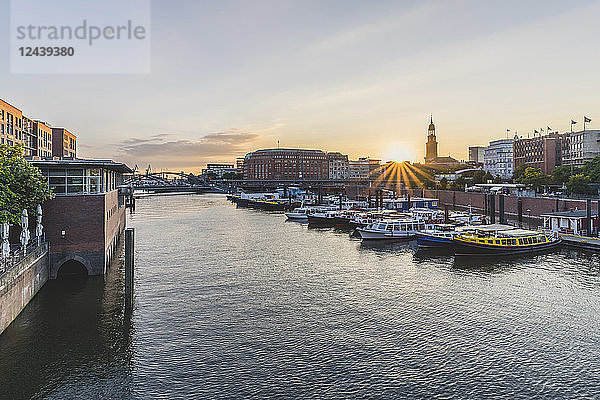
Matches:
[0,144,53,224]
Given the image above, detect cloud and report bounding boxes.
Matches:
[117,130,260,168]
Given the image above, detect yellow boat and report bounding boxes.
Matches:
[453,227,561,256]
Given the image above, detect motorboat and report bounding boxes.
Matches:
[357,218,430,240]
[415,224,471,248]
[285,207,310,221]
[307,210,340,226]
[452,227,561,256]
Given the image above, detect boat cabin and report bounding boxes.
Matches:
[541,210,598,236]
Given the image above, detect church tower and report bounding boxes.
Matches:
[425,115,438,164]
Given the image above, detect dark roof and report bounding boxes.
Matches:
[28,158,133,173]
[542,210,598,218]
[252,148,325,154]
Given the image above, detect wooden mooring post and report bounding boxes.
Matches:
[125,228,135,312]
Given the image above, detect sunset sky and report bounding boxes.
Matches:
[2,0,600,172]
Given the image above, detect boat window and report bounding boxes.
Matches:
[540,236,546,242]
[501,239,507,245]
[378,224,386,230]
[495,240,500,244]
[518,239,523,245]
[532,237,538,243]
[487,240,493,244]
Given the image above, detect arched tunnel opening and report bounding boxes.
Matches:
[56,259,88,279]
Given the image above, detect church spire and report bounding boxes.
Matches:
[425,115,438,163]
[428,115,436,135]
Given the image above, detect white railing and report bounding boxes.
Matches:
[0,241,48,279]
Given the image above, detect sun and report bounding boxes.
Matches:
[383,143,417,163]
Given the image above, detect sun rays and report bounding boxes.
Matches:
[370,161,433,192]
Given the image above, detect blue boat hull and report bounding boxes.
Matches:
[415,232,453,248]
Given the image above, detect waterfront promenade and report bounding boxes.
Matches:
[1,193,600,399]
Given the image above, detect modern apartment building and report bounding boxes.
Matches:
[483,138,514,179]
[0,98,23,148]
[326,152,349,180]
[21,115,37,157]
[349,157,381,180]
[561,130,600,167]
[468,146,485,164]
[34,120,53,157]
[513,133,562,174]
[201,163,237,178]
[244,148,329,180]
[52,127,77,158]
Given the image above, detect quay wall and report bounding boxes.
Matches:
[0,249,48,334]
[422,189,598,221]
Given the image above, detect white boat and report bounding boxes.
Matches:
[285,207,310,220]
[410,208,444,223]
[357,219,430,240]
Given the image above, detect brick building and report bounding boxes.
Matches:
[244,148,328,180]
[29,159,132,278]
[52,127,77,158]
[0,98,24,148]
[513,133,563,174]
[33,120,53,157]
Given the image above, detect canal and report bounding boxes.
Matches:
[1,193,600,398]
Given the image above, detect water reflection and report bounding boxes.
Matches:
[2,194,600,399]
[0,251,132,399]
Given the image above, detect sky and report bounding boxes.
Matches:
[1,0,600,172]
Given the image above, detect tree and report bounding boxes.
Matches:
[483,171,494,183]
[472,170,487,184]
[512,164,527,183]
[517,167,551,191]
[551,165,577,184]
[566,174,595,195]
[581,155,600,183]
[451,176,467,191]
[0,144,53,224]
[222,172,243,180]
[438,177,448,189]
[492,175,503,184]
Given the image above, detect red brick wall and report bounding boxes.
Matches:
[424,189,597,219]
[43,194,105,254]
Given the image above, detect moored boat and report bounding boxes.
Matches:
[307,210,339,226]
[415,224,470,248]
[285,207,310,221]
[452,227,561,256]
[357,219,429,240]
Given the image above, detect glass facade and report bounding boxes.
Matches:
[41,167,122,195]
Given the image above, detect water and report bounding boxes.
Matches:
[2,194,600,399]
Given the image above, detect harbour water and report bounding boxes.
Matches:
[2,194,600,398]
